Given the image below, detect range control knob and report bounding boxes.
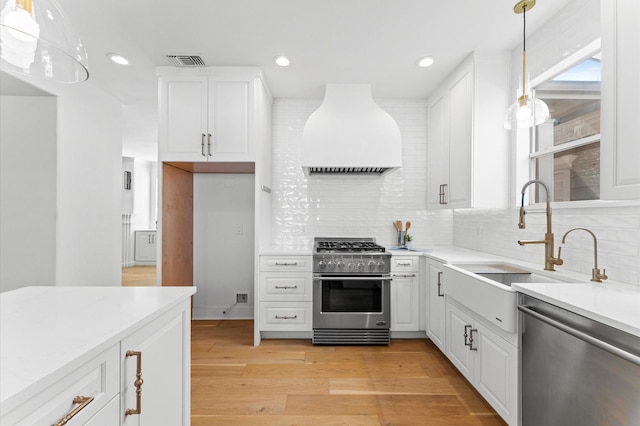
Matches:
[318,260,327,269]
[357,262,365,271]
[347,262,356,272]
[368,260,376,271]
[337,260,345,270]
[377,260,386,271]
[327,260,336,270]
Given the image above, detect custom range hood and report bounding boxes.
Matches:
[301,84,402,176]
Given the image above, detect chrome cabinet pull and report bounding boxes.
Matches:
[469,328,478,351]
[437,271,444,297]
[396,261,412,266]
[275,262,298,266]
[53,395,94,426]
[275,315,297,320]
[207,133,212,156]
[392,274,416,278]
[201,133,206,156]
[275,285,298,289]
[439,184,448,204]
[464,325,471,346]
[125,350,143,416]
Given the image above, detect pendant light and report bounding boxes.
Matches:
[0,0,89,83]
[504,0,549,130]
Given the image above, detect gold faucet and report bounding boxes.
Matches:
[557,227,608,282]
[516,180,562,271]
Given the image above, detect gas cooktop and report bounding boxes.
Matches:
[314,237,386,253]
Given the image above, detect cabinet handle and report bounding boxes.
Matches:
[275,315,298,320]
[125,350,144,416]
[469,328,478,351]
[392,274,416,278]
[148,234,152,244]
[464,325,471,346]
[53,395,94,426]
[396,261,412,266]
[437,271,444,297]
[275,285,298,289]
[207,133,212,156]
[439,184,448,204]
[275,262,298,266]
[201,133,206,156]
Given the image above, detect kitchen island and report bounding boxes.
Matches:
[1,286,196,425]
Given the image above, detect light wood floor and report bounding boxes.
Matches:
[121,265,157,286]
[191,320,506,425]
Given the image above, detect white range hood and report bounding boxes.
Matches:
[301,84,402,176]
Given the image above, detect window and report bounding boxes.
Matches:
[531,55,601,202]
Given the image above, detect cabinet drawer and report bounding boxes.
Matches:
[391,256,419,272]
[2,344,119,426]
[260,302,312,331]
[260,256,312,272]
[84,395,119,425]
[260,272,312,301]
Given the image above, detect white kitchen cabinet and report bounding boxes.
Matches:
[601,0,640,200]
[134,230,157,264]
[390,255,421,332]
[0,287,195,426]
[121,306,188,426]
[445,300,518,426]
[427,51,510,209]
[258,255,313,333]
[158,67,262,162]
[426,259,446,351]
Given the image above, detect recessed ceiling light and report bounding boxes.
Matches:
[107,53,129,66]
[416,56,435,68]
[274,55,290,67]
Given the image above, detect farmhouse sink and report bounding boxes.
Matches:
[452,263,572,287]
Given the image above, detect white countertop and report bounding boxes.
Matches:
[0,286,196,413]
[512,281,640,337]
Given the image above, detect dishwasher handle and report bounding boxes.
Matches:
[518,305,640,367]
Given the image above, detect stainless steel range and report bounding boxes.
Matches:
[312,237,391,345]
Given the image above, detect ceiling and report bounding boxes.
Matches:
[2,0,572,160]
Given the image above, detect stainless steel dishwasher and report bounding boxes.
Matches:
[518,294,640,426]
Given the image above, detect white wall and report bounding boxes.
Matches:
[271,99,453,248]
[0,96,57,292]
[133,160,158,230]
[193,173,255,319]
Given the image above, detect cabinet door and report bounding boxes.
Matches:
[447,68,472,208]
[160,76,209,161]
[426,262,446,351]
[427,92,449,209]
[121,307,188,426]
[135,231,156,263]
[390,273,420,331]
[208,78,251,160]
[474,322,518,425]
[445,302,474,382]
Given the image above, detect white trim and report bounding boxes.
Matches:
[530,134,601,158]
[530,39,602,87]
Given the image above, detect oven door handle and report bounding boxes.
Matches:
[313,276,391,281]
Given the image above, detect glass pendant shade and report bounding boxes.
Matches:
[504,95,550,130]
[0,0,89,83]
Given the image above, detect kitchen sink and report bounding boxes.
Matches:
[452,263,575,287]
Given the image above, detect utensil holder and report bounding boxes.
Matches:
[398,231,406,246]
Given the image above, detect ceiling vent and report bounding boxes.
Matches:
[165,55,206,67]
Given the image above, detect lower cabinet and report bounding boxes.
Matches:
[426,259,446,351]
[390,255,421,332]
[259,301,313,331]
[446,300,518,425]
[121,306,188,425]
[85,396,119,425]
[134,230,157,264]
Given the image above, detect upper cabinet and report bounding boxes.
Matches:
[601,0,640,200]
[427,51,511,209]
[158,67,266,162]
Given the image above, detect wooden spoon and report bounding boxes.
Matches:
[405,221,411,232]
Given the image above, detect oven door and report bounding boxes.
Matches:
[313,275,391,329]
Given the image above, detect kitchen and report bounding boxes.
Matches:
[1,0,639,425]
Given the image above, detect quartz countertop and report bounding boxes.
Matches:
[0,286,196,413]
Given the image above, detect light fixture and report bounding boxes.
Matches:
[273,55,290,67]
[416,56,434,68]
[0,0,89,83]
[503,0,549,130]
[107,52,129,66]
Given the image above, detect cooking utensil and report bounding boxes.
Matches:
[405,221,411,232]
[393,221,399,231]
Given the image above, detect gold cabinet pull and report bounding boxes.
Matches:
[125,350,143,416]
[54,395,94,426]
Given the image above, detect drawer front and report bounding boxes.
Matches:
[84,395,119,425]
[391,256,419,272]
[260,302,312,331]
[2,344,119,426]
[260,272,312,301]
[260,256,312,272]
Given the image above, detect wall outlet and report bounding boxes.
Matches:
[234,224,244,235]
[235,292,249,304]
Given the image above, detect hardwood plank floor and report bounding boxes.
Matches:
[192,320,507,425]
[121,265,156,286]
